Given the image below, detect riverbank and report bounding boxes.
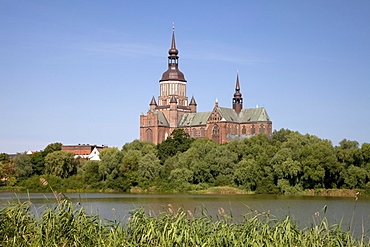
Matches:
[1,185,366,198]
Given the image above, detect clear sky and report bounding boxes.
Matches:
[1,0,369,153]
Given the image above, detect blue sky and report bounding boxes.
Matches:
[1,1,369,153]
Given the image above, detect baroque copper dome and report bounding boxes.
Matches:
[159,31,187,82]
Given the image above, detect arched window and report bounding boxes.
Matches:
[212,124,220,143]
[158,130,163,143]
[232,125,237,135]
[251,125,255,135]
[192,128,197,138]
[268,124,272,134]
[227,124,232,134]
[242,126,246,135]
[259,125,265,134]
[200,128,205,137]
[146,128,153,142]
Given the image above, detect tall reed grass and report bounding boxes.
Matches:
[1,199,368,246]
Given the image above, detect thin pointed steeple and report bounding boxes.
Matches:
[189,96,197,112]
[235,73,240,91]
[189,96,197,105]
[149,96,157,110]
[232,73,243,113]
[160,29,186,82]
[169,31,178,58]
[150,96,157,106]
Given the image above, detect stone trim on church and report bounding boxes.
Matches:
[140,31,272,144]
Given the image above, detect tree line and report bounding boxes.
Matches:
[1,128,370,194]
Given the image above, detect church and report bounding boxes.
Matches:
[140,31,272,144]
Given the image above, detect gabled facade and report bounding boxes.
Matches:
[61,144,107,160]
[140,31,272,144]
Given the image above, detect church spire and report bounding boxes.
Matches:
[149,96,157,110]
[235,73,240,91]
[232,73,243,113]
[160,29,186,82]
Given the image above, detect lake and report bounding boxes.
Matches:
[1,192,370,237]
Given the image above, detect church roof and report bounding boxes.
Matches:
[216,107,240,122]
[239,107,271,123]
[178,112,211,127]
[177,107,271,128]
[149,110,170,126]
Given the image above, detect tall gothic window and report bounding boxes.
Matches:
[227,124,232,134]
[251,125,256,135]
[242,126,246,135]
[192,128,197,138]
[259,125,265,134]
[200,128,205,137]
[212,124,220,143]
[146,128,153,142]
[232,125,237,135]
[158,130,163,143]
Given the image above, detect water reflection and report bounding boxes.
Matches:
[1,192,370,237]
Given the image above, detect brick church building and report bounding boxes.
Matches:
[140,31,272,144]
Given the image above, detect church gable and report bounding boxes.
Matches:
[207,108,222,123]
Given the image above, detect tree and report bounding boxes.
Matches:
[82,160,103,186]
[13,153,33,178]
[99,147,123,181]
[157,129,194,161]
[341,165,368,189]
[169,168,193,191]
[0,153,9,164]
[138,153,161,181]
[120,150,142,173]
[271,128,295,144]
[30,152,45,175]
[42,142,62,156]
[44,151,75,178]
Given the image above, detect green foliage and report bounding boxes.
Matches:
[157,129,194,161]
[29,152,45,175]
[42,142,62,156]
[44,151,76,178]
[13,153,33,178]
[138,153,161,181]
[6,129,370,194]
[0,153,9,163]
[99,147,124,181]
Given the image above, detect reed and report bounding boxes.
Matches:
[0,200,368,246]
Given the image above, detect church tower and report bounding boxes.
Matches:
[232,73,243,113]
[158,30,189,108]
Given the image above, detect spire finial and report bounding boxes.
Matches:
[235,73,240,91]
[172,22,175,30]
